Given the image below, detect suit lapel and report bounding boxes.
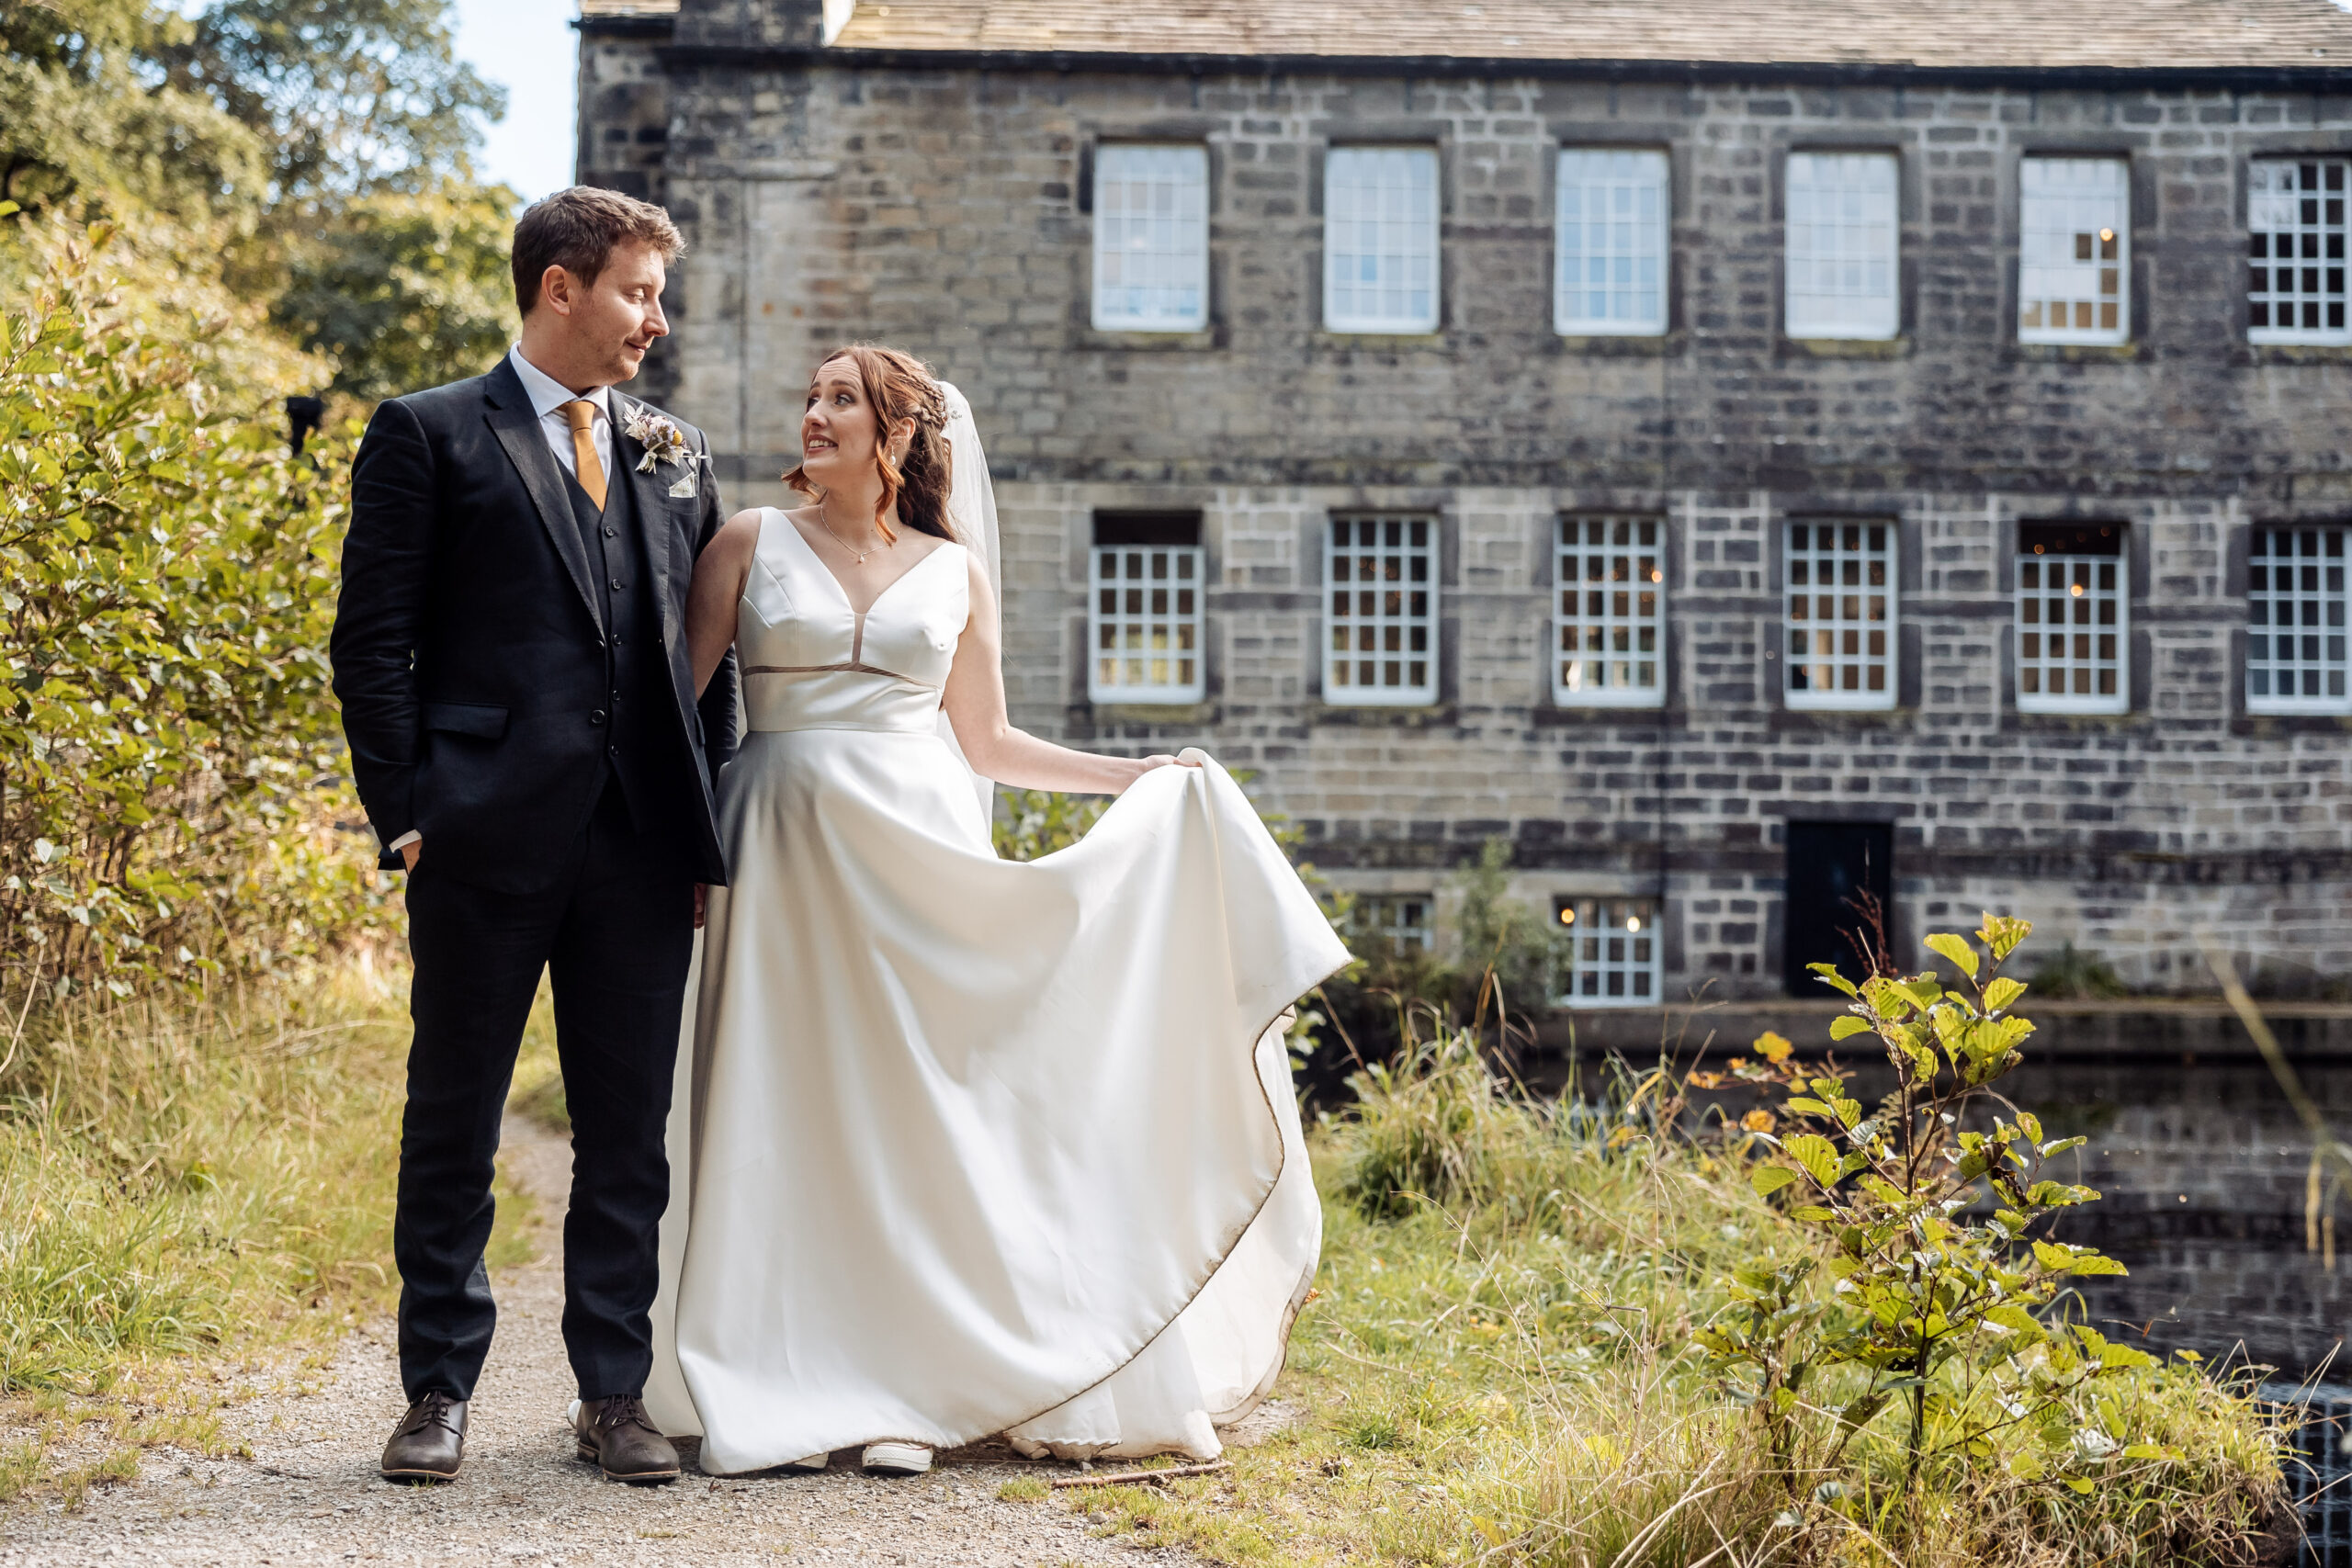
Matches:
[482,359,600,629]
[611,393,676,648]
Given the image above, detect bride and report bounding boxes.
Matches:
[638,344,1350,1477]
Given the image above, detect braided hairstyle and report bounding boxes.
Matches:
[783,344,958,544]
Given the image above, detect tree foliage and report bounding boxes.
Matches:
[4,0,516,408]
[269,180,516,404]
[0,223,388,997]
[1697,917,2168,1506]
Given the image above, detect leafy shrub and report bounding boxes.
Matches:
[2032,939,2132,998]
[0,220,388,996]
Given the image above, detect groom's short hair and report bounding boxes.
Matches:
[512,186,686,316]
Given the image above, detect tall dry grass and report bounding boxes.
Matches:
[1067,1028,2292,1568]
[0,950,532,1507]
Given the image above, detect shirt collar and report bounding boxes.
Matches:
[508,345,612,423]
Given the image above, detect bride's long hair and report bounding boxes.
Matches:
[783,344,958,546]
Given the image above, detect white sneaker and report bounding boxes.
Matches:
[785,1452,829,1472]
[860,1441,933,1475]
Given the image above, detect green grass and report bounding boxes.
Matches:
[1022,1033,2292,1568]
[0,952,535,1507]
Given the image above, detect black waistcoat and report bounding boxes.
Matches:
[562,462,677,836]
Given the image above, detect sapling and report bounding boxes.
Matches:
[1695,915,2165,1499]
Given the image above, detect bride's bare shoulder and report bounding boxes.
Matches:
[699,507,766,577]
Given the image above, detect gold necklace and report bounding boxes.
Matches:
[814,513,890,565]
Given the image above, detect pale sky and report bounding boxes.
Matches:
[451,0,581,206]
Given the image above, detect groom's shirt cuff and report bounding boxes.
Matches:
[386,830,420,852]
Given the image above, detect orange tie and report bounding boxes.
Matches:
[560,400,607,509]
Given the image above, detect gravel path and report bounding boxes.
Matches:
[1,1113,1238,1566]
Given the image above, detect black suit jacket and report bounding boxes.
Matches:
[330,357,739,893]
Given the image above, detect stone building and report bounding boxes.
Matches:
[575,0,2352,1004]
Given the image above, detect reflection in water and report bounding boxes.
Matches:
[2009,1059,2352,1382]
[1546,1053,2351,1380]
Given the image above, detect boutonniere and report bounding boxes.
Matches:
[621,405,707,498]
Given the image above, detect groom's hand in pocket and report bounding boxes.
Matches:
[400,838,422,873]
[694,885,708,930]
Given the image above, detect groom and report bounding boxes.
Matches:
[331,186,738,1484]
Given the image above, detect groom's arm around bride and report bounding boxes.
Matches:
[328,185,735,1486]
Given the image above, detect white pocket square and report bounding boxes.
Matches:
[669,475,698,499]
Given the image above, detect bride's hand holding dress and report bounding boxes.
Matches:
[645,350,1349,1478]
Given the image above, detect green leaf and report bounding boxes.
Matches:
[2122,1443,2179,1461]
[2040,1136,2086,1158]
[1784,1134,1840,1188]
[1984,976,2027,1012]
[1790,1205,1838,1223]
[2065,1477,2096,1495]
[2032,1240,2075,1272]
[2070,1254,2129,1278]
[1828,1015,1872,1040]
[1925,931,1980,978]
[1807,963,1859,998]
[1784,1097,1833,1118]
[1750,1166,1799,1198]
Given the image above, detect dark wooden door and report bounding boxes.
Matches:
[1783,820,1894,996]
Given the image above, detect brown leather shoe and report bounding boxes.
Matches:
[573,1394,680,1483]
[380,1393,467,1483]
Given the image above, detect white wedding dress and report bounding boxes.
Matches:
[640,480,1348,1474]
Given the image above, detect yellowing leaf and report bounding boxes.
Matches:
[1755,1032,1793,1065]
[1925,931,1980,979]
[1828,1015,1872,1041]
[1750,1166,1799,1197]
[1984,976,2027,1012]
[1784,1134,1840,1187]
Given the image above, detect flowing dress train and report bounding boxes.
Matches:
[641,512,1350,1473]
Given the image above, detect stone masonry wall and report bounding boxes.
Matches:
[581,30,2352,998]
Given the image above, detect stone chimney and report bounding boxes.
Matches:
[673,0,854,47]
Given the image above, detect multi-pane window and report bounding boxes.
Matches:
[1555,897,1659,1007]
[2019,157,2129,345]
[1325,147,1441,333]
[1357,895,1435,955]
[2249,159,2349,345]
[1785,152,1899,340]
[1325,515,1438,705]
[1785,522,1896,710]
[1555,148,1668,336]
[2016,523,2128,715]
[2249,527,2349,714]
[1089,514,1204,704]
[1554,515,1665,706]
[1091,145,1210,333]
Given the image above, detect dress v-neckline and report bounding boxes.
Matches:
[774,508,953,620]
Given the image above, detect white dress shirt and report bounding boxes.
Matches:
[507,344,616,488]
[389,351,622,859]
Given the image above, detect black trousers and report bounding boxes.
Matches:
[394,780,695,1404]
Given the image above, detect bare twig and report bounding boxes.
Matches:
[1051,1460,1228,1489]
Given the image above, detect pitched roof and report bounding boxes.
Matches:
[583,0,2352,73]
[829,0,2352,69]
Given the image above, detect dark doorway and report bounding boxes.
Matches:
[1783,820,1894,996]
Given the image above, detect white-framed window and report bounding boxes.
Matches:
[1785,151,1900,340]
[1325,515,1438,705]
[1555,148,1668,336]
[1091,144,1209,333]
[2250,158,2351,345]
[1324,147,1441,333]
[1785,521,1896,710]
[1356,894,1435,954]
[1089,515,1205,704]
[1555,515,1665,706]
[2013,526,2126,719]
[2019,157,2129,345]
[2017,523,2128,715]
[2248,525,2350,714]
[2013,531,2126,719]
[1556,896,1659,1007]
